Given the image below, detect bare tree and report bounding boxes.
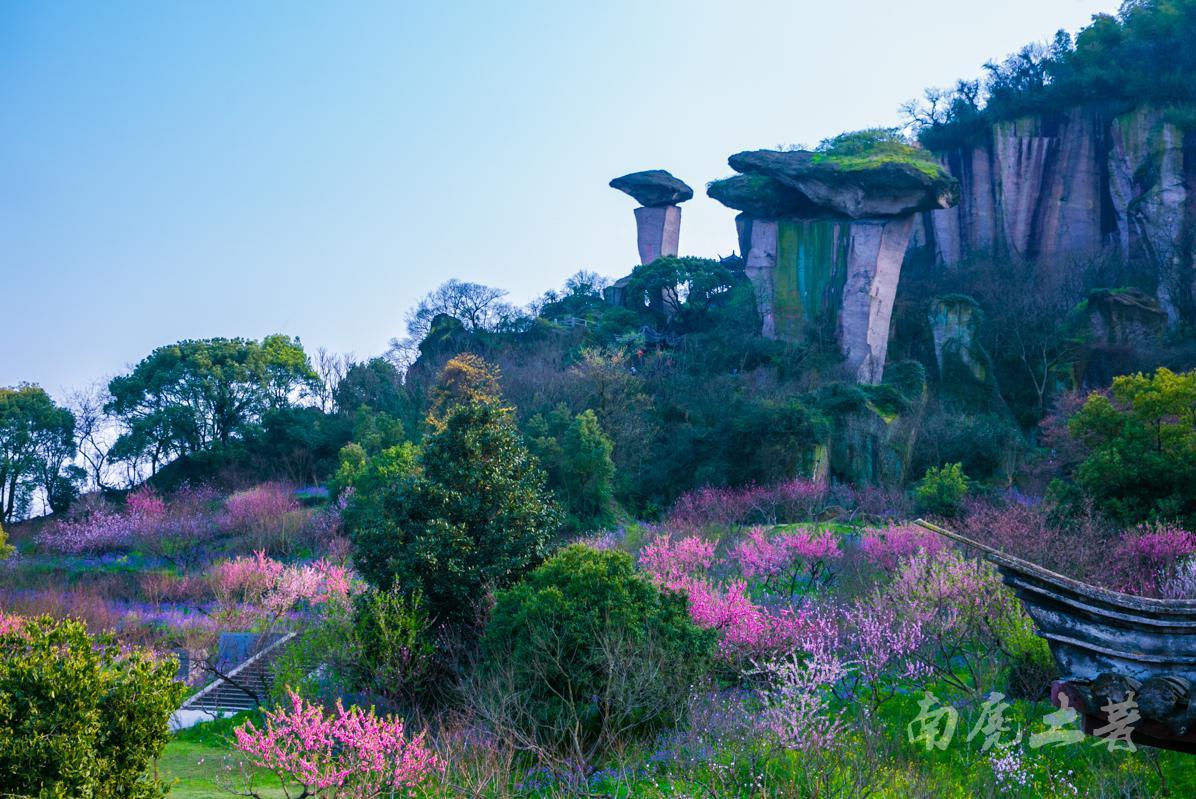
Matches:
[406,279,515,340]
[976,257,1084,416]
[387,279,520,371]
[313,348,355,414]
[67,382,119,491]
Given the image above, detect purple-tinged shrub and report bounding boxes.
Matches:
[1160,558,1196,599]
[758,650,848,752]
[847,484,913,520]
[666,479,827,535]
[859,523,947,572]
[125,485,166,518]
[638,531,812,665]
[138,571,202,607]
[217,482,307,555]
[0,612,23,636]
[207,550,361,631]
[233,691,442,798]
[667,487,752,535]
[882,549,1018,696]
[36,508,133,554]
[732,525,841,595]
[684,579,808,663]
[36,483,224,560]
[959,498,1112,580]
[219,482,299,530]
[638,533,716,590]
[840,596,929,708]
[1108,522,1196,596]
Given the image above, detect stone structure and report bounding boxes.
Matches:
[913,104,1195,326]
[928,295,984,384]
[926,295,1004,413]
[610,169,693,266]
[712,149,958,383]
[922,520,1196,755]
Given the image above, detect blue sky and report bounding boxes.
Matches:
[1,0,1120,396]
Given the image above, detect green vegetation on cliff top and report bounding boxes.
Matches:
[812,127,943,179]
[908,0,1196,149]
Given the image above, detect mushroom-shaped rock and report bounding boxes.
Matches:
[609,170,693,207]
[706,174,828,219]
[727,148,958,218]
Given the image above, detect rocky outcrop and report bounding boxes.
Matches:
[728,149,958,218]
[609,170,694,207]
[611,169,691,266]
[713,148,959,383]
[927,295,1004,412]
[707,174,819,219]
[914,105,1195,325]
[928,295,984,384]
[1074,288,1169,387]
[1086,288,1169,346]
[822,362,927,486]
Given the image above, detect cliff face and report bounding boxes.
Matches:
[913,105,1195,325]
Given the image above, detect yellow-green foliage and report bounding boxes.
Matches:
[814,127,944,178]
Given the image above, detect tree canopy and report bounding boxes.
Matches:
[907,0,1196,150]
[0,385,75,523]
[1068,367,1196,525]
[105,335,318,473]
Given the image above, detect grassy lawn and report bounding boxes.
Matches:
[159,739,293,799]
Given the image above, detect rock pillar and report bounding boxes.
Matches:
[736,214,915,384]
[928,295,984,382]
[739,217,778,338]
[633,204,682,265]
[708,143,959,384]
[839,215,915,384]
[610,169,693,269]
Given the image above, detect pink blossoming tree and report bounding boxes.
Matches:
[233,691,442,798]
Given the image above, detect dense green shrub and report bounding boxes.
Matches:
[913,463,969,517]
[992,605,1057,700]
[347,587,438,705]
[272,586,440,710]
[623,257,740,332]
[478,545,714,759]
[1068,368,1196,526]
[526,406,618,533]
[347,397,559,625]
[0,615,186,798]
[0,522,12,559]
[914,411,1020,480]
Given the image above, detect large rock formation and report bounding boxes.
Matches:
[928,295,985,384]
[610,169,692,266]
[712,148,959,383]
[913,104,1195,326]
[927,295,1004,413]
[1073,287,1169,386]
[819,361,928,486]
[728,149,958,218]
